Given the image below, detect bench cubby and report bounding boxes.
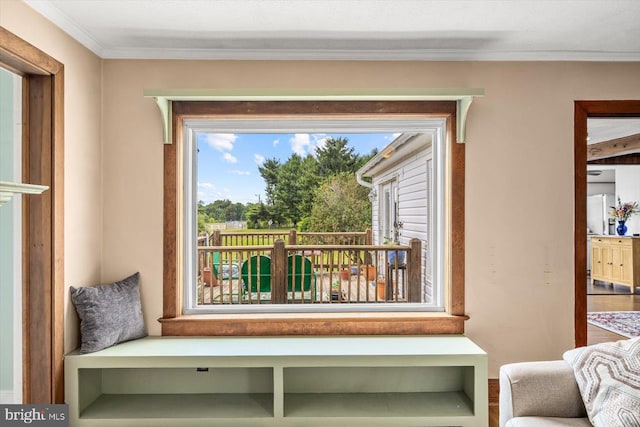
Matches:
[65,335,487,426]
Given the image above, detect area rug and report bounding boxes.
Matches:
[587,311,640,338]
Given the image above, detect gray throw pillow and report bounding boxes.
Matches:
[70,272,147,353]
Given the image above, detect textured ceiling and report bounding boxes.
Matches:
[23,0,640,60]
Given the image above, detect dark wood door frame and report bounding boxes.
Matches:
[0,26,64,403]
[574,100,640,347]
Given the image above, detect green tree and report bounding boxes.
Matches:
[274,154,305,226]
[198,199,246,223]
[245,202,270,228]
[299,154,320,216]
[258,137,375,228]
[307,173,371,232]
[315,137,358,178]
[355,147,379,170]
[266,203,287,228]
[257,158,281,205]
[197,211,210,233]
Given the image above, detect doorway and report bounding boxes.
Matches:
[575,101,640,347]
[585,118,640,345]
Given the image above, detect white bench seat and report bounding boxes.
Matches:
[65,335,488,427]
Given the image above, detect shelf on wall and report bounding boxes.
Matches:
[0,181,48,207]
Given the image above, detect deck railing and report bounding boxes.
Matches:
[198,229,372,247]
[196,238,421,306]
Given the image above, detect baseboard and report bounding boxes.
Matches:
[489,378,499,405]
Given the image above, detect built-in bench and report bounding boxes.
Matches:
[65,335,488,426]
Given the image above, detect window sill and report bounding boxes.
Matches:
[159,312,468,336]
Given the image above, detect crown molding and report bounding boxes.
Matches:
[23,0,105,57]
[106,47,640,62]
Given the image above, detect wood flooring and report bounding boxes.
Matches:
[587,280,640,345]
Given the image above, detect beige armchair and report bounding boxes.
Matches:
[499,360,591,427]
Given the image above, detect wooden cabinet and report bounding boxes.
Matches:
[65,336,488,427]
[590,236,640,290]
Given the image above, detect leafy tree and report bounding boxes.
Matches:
[299,154,320,216]
[257,158,281,205]
[198,199,247,224]
[315,137,358,178]
[355,147,379,170]
[266,203,287,228]
[307,173,371,232]
[198,199,247,227]
[256,136,378,229]
[274,154,305,226]
[224,203,245,221]
[246,202,270,228]
[197,211,210,233]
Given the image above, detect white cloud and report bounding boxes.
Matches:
[273,138,280,147]
[386,133,402,140]
[197,182,217,203]
[254,154,265,164]
[223,152,237,163]
[290,133,310,156]
[198,182,216,190]
[290,133,327,156]
[203,133,237,151]
[230,170,250,176]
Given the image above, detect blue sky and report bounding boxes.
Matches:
[196,133,398,204]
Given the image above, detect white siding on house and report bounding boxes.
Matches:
[370,134,433,303]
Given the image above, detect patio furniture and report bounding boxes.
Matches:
[287,254,315,292]
[220,263,239,280]
[386,261,406,301]
[203,252,239,286]
[202,252,222,286]
[240,255,271,293]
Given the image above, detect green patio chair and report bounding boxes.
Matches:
[240,255,271,293]
[287,254,315,292]
[202,251,222,286]
[205,252,239,285]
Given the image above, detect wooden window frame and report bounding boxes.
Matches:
[0,27,64,403]
[160,100,466,336]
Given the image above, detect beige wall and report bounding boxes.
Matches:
[4,0,640,377]
[102,59,640,376]
[0,0,103,353]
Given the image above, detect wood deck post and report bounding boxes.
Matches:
[408,238,422,303]
[212,230,221,246]
[272,239,287,304]
[288,229,297,245]
[365,228,372,245]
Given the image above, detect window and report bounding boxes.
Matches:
[0,27,65,403]
[161,101,465,336]
[380,179,397,245]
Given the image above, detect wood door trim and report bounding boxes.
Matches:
[1,26,64,404]
[574,100,640,348]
